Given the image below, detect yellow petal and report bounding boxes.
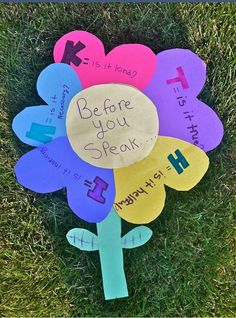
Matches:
[114,136,209,224]
[114,183,166,224]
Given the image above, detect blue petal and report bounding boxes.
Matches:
[12,63,82,147]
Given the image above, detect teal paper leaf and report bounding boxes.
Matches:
[122,226,153,249]
[66,228,98,251]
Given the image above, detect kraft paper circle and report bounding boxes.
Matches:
[66,84,159,168]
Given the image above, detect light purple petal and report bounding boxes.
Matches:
[144,49,224,152]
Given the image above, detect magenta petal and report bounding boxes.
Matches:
[144,48,224,152]
[14,137,115,223]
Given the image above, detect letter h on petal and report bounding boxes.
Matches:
[167,149,189,174]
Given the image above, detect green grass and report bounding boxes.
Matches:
[0,3,235,317]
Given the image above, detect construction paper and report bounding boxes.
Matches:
[12,63,82,147]
[121,226,153,249]
[14,137,115,223]
[11,31,224,302]
[66,83,158,168]
[114,136,209,224]
[97,207,128,300]
[66,207,153,300]
[144,49,224,152]
[67,229,99,251]
[53,30,156,90]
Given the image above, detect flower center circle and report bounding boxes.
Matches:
[66,83,159,168]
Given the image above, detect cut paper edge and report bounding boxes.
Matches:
[114,136,209,224]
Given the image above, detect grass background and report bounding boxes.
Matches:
[0,3,235,317]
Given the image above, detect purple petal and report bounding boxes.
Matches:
[144,49,224,152]
[15,137,115,223]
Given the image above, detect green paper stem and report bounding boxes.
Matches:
[96,207,128,300]
[66,207,153,300]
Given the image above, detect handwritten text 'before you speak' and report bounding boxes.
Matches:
[76,97,140,159]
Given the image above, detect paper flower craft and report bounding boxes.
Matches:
[12,31,224,300]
